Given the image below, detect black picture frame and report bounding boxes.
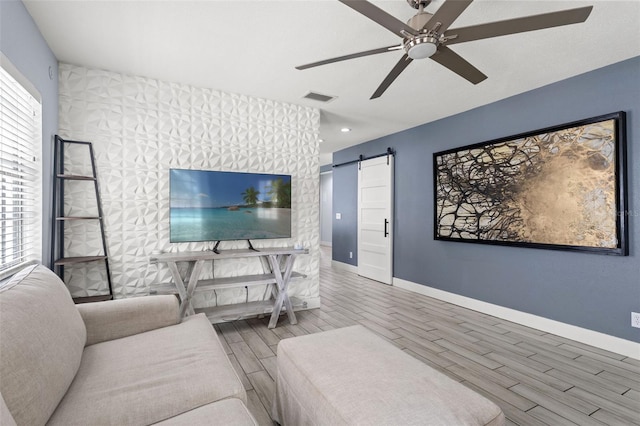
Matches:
[433,111,628,256]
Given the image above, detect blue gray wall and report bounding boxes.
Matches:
[320,172,333,245]
[333,56,640,342]
[320,164,334,245]
[332,161,358,264]
[1,0,58,267]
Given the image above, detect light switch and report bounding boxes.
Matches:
[336,213,342,220]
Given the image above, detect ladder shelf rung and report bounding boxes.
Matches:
[56,216,102,220]
[57,174,96,181]
[54,256,108,265]
[73,295,112,304]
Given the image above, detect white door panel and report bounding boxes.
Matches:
[358,155,393,285]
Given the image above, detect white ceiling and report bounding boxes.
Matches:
[24,0,640,166]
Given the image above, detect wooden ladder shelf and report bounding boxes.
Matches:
[51,136,113,303]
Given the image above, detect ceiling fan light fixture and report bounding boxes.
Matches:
[405,35,438,59]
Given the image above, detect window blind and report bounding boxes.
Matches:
[0,64,42,280]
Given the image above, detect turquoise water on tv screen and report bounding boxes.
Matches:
[170,207,291,242]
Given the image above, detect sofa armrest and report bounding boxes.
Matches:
[77,295,180,346]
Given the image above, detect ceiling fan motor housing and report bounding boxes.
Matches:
[407,11,433,31]
[405,12,439,59]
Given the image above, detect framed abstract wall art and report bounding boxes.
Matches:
[433,112,628,255]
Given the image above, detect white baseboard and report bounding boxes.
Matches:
[331,260,358,274]
[393,277,640,360]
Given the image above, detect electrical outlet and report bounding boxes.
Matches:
[632,312,640,329]
[349,251,353,259]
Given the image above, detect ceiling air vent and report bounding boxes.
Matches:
[303,91,336,103]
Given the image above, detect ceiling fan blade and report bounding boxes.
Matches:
[296,45,402,70]
[426,0,473,32]
[430,46,487,84]
[444,6,593,45]
[371,54,413,99]
[338,0,418,38]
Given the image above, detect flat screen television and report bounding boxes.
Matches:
[170,169,292,243]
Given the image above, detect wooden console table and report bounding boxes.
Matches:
[150,247,307,328]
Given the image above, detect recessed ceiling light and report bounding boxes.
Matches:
[340,127,351,133]
[319,138,324,143]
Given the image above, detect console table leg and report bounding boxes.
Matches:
[267,254,297,328]
[268,287,287,328]
[167,261,195,317]
[180,259,204,318]
[280,255,297,324]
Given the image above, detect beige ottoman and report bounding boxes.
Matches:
[273,325,504,426]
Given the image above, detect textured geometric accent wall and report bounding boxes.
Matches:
[58,63,320,308]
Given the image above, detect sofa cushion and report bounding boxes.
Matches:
[153,398,257,425]
[47,313,246,425]
[0,265,86,426]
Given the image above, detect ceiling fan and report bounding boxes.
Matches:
[296,0,593,99]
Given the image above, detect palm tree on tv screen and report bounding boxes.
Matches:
[267,178,291,208]
[241,186,259,206]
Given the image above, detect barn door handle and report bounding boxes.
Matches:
[384,219,389,237]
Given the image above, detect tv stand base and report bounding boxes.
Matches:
[210,240,258,253]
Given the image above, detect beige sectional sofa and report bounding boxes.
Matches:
[0,264,257,425]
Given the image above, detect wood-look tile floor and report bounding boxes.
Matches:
[215,247,640,425]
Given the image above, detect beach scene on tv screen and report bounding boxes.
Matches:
[170,169,292,242]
